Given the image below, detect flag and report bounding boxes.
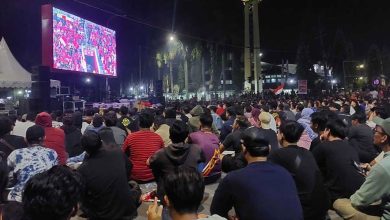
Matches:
[273,84,284,95]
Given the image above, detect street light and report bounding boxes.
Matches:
[358,64,364,69]
[288,79,295,84]
[359,76,363,80]
[169,34,175,42]
[140,85,144,90]
[85,78,91,83]
[259,52,263,57]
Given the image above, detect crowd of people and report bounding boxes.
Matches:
[0,90,390,220]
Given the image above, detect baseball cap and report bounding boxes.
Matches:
[373,117,390,136]
[259,112,271,129]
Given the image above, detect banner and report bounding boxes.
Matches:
[298,80,308,94]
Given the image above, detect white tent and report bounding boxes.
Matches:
[0,37,32,88]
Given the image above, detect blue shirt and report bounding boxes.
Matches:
[210,161,303,220]
[7,146,58,202]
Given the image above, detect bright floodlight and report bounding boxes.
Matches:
[289,79,295,84]
[359,64,364,68]
[140,86,144,90]
[259,53,263,57]
[359,77,363,80]
[331,79,337,84]
[85,78,91,83]
[17,90,23,95]
[169,34,175,42]
[130,87,134,91]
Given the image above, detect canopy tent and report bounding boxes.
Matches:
[0,37,32,88]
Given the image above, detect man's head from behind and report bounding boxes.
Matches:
[81,131,102,155]
[22,165,84,220]
[311,112,328,134]
[323,119,348,140]
[0,116,13,138]
[241,127,270,159]
[279,121,304,147]
[163,166,204,215]
[199,113,213,129]
[26,125,45,145]
[170,120,189,144]
[351,112,366,125]
[139,112,154,129]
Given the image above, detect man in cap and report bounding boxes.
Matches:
[210,127,302,220]
[334,117,390,219]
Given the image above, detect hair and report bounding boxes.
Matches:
[241,127,270,157]
[351,112,366,124]
[98,127,117,149]
[280,121,304,143]
[26,112,37,122]
[296,103,304,112]
[199,113,213,128]
[81,131,102,155]
[235,115,250,128]
[208,105,217,113]
[119,106,129,115]
[26,125,45,145]
[165,107,177,119]
[330,102,341,111]
[104,111,117,127]
[72,111,83,129]
[182,106,191,114]
[22,165,85,220]
[170,120,189,144]
[163,166,204,214]
[154,115,166,129]
[62,113,74,127]
[92,114,104,128]
[0,116,13,137]
[139,112,154,128]
[226,106,236,117]
[326,119,348,139]
[311,112,327,132]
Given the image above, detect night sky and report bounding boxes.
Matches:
[1,0,389,82]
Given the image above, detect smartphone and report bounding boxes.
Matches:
[142,190,160,203]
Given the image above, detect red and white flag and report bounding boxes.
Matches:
[273,84,284,95]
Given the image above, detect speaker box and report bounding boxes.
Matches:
[31,66,50,82]
[30,66,51,112]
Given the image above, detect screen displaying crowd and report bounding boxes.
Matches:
[52,7,117,76]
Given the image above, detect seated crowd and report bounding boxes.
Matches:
[0,92,390,220]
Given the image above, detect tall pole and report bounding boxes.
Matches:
[184,56,189,99]
[138,45,142,85]
[252,0,262,94]
[244,2,251,87]
[169,61,174,93]
[222,50,226,98]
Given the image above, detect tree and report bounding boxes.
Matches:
[329,29,349,86]
[296,43,317,89]
[367,44,382,83]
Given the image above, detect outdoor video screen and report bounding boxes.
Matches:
[52,7,117,76]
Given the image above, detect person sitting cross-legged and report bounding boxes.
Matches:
[333,117,390,220]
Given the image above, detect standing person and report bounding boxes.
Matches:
[104,111,127,148]
[122,112,164,182]
[268,121,330,220]
[78,131,141,219]
[349,112,378,163]
[7,125,58,202]
[220,107,236,141]
[35,112,67,165]
[189,114,221,184]
[0,116,27,158]
[149,120,204,201]
[210,127,303,220]
[60,113,83,158]
[312,119,365,204]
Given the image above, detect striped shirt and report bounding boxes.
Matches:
[122,130,164,182]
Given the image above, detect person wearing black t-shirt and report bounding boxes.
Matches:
[269,121,330,220]
[313,119,365,204]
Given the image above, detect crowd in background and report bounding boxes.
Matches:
[0,89,390,220]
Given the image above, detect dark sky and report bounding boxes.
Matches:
[1,0,389,79]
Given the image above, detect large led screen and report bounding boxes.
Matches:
[52,7,116,76]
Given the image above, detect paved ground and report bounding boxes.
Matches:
[71,175,343,220]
